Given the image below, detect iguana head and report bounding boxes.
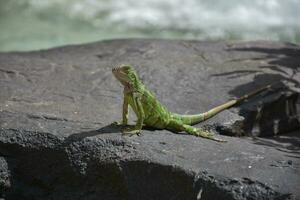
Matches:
[112,65,141,87]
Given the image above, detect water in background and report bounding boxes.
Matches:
[0,0,300,52]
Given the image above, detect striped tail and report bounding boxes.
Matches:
[173,84,271,125]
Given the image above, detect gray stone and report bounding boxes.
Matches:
[0,39,299,199]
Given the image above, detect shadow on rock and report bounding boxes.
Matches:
[251,130,300,159]
[64,123,124,144]
[212,44,300,137]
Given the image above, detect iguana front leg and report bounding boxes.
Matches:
[122,93,145,136]
[112,93,129,126]
[122,93,129,125]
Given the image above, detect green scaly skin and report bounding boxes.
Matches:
[112,65,270,142]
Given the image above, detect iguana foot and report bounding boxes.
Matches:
[195,129,227,142]
[195,131,227,142]
[211,137,227,142]
[167,119,226,142]
[122,128,141,136]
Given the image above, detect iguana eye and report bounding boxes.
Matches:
[122,66,131,71]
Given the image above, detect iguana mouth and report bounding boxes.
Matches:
[112,67,120,72]
[112,66,123,75]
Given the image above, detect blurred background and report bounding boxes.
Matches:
[0,0,299,52]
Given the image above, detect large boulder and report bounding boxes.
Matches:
[0,39,299,199]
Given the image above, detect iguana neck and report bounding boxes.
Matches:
[123,81,144,94]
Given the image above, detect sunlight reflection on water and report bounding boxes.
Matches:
[0,0,299,52]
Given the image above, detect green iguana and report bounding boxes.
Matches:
[112,65,270,142]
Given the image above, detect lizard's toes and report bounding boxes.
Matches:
[122,128,141,136]
[214,137,227,142]
[196,130,213,137]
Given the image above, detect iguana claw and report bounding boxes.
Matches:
[195,129,227,142]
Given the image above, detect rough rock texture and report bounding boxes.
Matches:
[0,39,299,199]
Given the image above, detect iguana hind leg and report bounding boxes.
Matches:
[167,119,226,142]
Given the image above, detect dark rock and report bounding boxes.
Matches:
[0,39,299,199]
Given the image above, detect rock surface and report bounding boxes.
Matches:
[0,39,299,199]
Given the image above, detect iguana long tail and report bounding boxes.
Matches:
[173,84,271,125]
